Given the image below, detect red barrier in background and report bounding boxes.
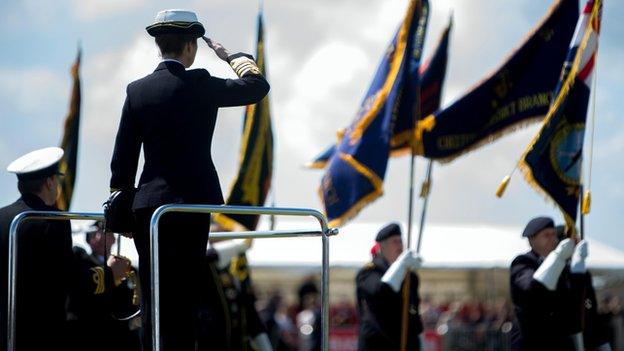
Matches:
[329,327,442,351]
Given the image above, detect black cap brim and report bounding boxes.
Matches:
[146,22,205,38]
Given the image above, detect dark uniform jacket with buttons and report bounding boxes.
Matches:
[510,250,606,351]
[110,59,270,210]
[356,255,423,351]
[66,247,140,351]
[0,194,73,349]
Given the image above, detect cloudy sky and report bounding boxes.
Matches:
[1,0,623,252]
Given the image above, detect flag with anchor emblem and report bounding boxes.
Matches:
[520,0,601,230]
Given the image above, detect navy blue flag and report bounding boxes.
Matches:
[414,0,579,162]
[391,16,451,156]
[320,0,429,226]
[309,14,450,168]
[308,144,335,169]
[520,0,601,231]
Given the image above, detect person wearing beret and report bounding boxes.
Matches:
[510,217,612,351]
[109,9,269,350]
[0,147,74,349]
[66,221,141,351]
[355,223,424,351]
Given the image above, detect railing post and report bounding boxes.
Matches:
[149,204,336,351]
[6,207,336,351]
[7,211,104,351]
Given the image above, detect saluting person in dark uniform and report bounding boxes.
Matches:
[510,217,612,351]
[67,221,140,351]
[0,147,73,350]
[355,223,424,351]
[109,9,269,350]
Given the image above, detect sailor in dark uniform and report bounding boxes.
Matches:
[109,9,269,350]
[355,223,424,351]
[0,147,73,350]
[66,221,141,351]
[553,225,612,351]
[510,217,612,351]
[199,239,272,351]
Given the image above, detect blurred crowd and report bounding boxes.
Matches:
[254,277,624,351]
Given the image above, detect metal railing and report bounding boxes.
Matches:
[6,206,337,351]
[7,211,104,351]
[150,204,338,351]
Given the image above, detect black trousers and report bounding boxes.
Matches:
[134,208,210,351]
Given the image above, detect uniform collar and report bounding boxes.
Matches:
[155,60,186,72]
[373,255,390,271]
[528,250,545,263]
[20,193,57,210]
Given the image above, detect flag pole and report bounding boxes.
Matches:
[416,160,433,252]
[579,185,585,240]
[415,11,451,252]
[406,154,418,249]
[401,1,423,348]
[400,87,418,351]
[579,22,600,241]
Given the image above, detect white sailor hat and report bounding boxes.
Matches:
[6,147,64,181]
[146,9,205,38]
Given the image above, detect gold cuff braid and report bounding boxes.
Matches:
[229,56,261,77]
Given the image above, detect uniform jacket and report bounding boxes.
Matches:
[110,59,270,209]
[66,247,140,351]
[67,247,136,322]
[510,250,589,351]
[0,194,73,349]
[356,255,423,351]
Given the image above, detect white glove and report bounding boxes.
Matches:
[595,343,613,351]
[533,239,575,290]
[570,240,588,274]
[404,250,423,271]
[250,332,273,351]
[571,332,585,351]
[212,239,252,269]
[381,250,423,292]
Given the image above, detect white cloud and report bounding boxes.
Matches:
[81,35,159,147]
[280,41,370,158]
